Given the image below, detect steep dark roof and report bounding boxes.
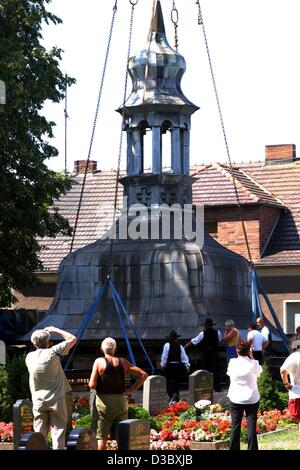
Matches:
[39,160,300,271]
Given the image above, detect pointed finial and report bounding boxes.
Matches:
[149,0,165,34]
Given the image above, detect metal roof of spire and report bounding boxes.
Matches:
[120,0,198,112]
[149,0,165,36]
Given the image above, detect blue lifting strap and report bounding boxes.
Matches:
[110,285,136,365]
[64,279,108,371]
[251,270,289,352]
[64,278,154,373]
[251,270,259,324]
[109,280,155,375]
[251,270,264,322]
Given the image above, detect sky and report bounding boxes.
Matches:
[42,0,300,173]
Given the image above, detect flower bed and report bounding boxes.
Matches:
[0,422,13,443]
[72,396,90,421]
[148,401,294,450]
[0,422,14,450]
[69,395,295,451]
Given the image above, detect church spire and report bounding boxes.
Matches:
[149,0,165,36]
[119,0,199,192]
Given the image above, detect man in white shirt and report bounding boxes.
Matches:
[256,316,272,362]
[25,326,77,449]
[185,318,222,392]
[247,323,268,365]
[280,349,300,431]
[161,330,190,404]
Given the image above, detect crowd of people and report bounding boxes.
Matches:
[24,318,300,451]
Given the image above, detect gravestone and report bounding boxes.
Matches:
[142,375,168,415]
[117,419,150,450]
[0,340,6,364]
[18,432,48,450]
[66,428,98,450]
[13,399,34,449]
[188,370,213,405]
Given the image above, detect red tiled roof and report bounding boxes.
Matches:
[239,161,300,266]
[191,163,285,208]
[39,171,124,272]
[38,160,300,271]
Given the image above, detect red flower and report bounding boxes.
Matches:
[160,429,174,441]
[166,401,189,416]
[0,422,14,442]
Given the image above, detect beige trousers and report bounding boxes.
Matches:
[33,397,67,450]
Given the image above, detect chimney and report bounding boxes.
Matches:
[74,160,97,174]
[265,144,296,163]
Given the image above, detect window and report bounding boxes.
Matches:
[161,120,172,172]
[283,301,300,334]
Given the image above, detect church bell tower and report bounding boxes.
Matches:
[119,0,199,208]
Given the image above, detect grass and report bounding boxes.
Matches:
[240,427,300,450]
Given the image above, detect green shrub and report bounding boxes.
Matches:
[6,354,30,404]
[277,391,288,410]
[47,432,52,449]
[257,365,287,412]
[128,405,150,420]
[274,380,286,393]
[0,354,32,421]
[74,414,92,428]
[128,405,159,430]
[0,365,13,422]
[178,406,196,422]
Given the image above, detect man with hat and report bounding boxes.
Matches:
[184,318,222,392]
[160,330,190,404]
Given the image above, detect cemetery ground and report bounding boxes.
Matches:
[243,428,300,450]
[1,394,299,451]
[1,364,299,451]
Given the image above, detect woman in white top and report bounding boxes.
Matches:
[227,340,262,450]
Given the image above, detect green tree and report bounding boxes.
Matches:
[0,0,75,305]
[0,354,31,421]
[6,354,31,405]
[0,365,13,421]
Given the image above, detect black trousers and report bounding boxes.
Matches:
[252,351,263,365]
[165,363,185,401]
[229,400,259,450]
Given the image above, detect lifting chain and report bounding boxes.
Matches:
[195,0,203,25]
[108,0,138,276]
[195,1,253,263]
[70,0,119,253]
[171,1,179,51]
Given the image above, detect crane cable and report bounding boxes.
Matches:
[108,0,138,276]
[195,0,253,265]
[69,0,118,254]
[171,0,179,51]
